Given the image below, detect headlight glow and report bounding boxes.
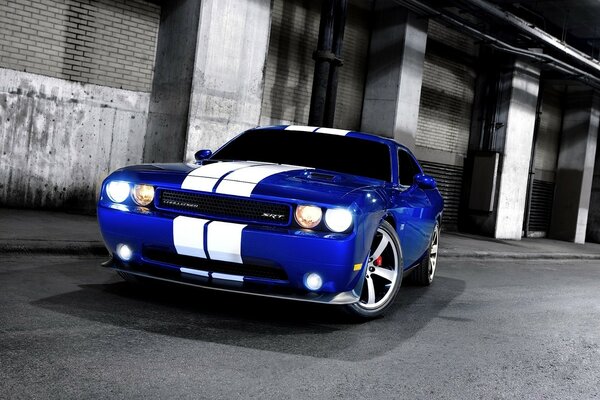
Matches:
[106,181,130,203]
[294,205,322,229]
[132,184,155,206]
[324,208,353,232]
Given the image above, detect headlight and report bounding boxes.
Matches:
[106,181,130,203]
[294,205,322,229]
[132,184,155,206]
[324,208,353,232]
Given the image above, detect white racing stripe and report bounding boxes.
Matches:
[285,125,318,132]
[215,164,306,197]
[187,161,262,178]
[173,216,209,258]
[211,273,244,282]
[181,176,217,192]
[176,147,312,269]
[285,125,350,136]
[213,181,256,197]
[180,267,209,277]
[206,221,246,263]
[173,217,247,266]
[181,161,262,192]
[315,127,350,136]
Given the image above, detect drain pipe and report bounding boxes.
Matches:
[394,0,600,91]
[323,0,348,128]
[523,80,544,236]
[308,0,336,127]
[458,0,600,75]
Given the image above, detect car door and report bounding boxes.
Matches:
[390,149,433,268]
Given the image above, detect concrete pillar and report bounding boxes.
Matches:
[360,1,428,150]
[588,143,600,243]
[494,61,540,239]
[184,0,272,161]
[550,89,599,243]
[143,0,202,163]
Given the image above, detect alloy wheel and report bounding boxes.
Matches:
[357,226,400,310]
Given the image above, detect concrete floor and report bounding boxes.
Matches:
[1,254,599,399]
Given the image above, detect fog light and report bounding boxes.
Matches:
[117,243,133,261]
[304,273,323,291]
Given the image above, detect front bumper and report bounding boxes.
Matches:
[103,257,361,305]
[98,205,368,304]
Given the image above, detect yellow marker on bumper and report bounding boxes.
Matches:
[353,263,362,271]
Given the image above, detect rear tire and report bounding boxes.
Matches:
[410,223,439,286]
[343,220,403,320]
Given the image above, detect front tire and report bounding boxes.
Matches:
[344,220,403,319]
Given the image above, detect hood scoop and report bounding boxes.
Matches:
[305,171,338,182]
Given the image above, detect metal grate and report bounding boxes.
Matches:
[420,161,464,231]
[157,190,291,225]
[143,248,288,281]
[529,180,554,232]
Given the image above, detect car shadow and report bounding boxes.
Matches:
[33,275,465,361]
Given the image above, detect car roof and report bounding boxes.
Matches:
[248,125,412,153]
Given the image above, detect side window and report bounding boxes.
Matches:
[398,150,421,186]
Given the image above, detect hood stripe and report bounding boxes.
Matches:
[214,164,307,197]
[187,161,263,178]
[211,164,264,193]
[181,177,218,192]
[181,161,263,193]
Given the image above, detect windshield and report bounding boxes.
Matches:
[212,129,391,182]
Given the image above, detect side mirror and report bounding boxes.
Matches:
[194,149,212,162]
[414,173,437,190]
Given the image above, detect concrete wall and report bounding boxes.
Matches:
[143,0,201,163]
[0,68,149,211]
[0,0,160,91]
[551,89,599,243]
[361,3,428,149]
[184,0,272,161]
[494,61,540,239]
[588,144,600,243]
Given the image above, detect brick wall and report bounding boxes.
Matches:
[0,0,160,92]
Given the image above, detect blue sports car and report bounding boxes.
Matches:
[98,125,443,318]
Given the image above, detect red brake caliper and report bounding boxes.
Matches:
[374,256,383,267]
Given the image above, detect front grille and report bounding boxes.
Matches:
[158,189,291,225]
[143,248,288,281]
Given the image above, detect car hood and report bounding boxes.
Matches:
[112,161,386,206]
[249,166,385,205]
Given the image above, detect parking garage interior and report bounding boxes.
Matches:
[1,0,599,244]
